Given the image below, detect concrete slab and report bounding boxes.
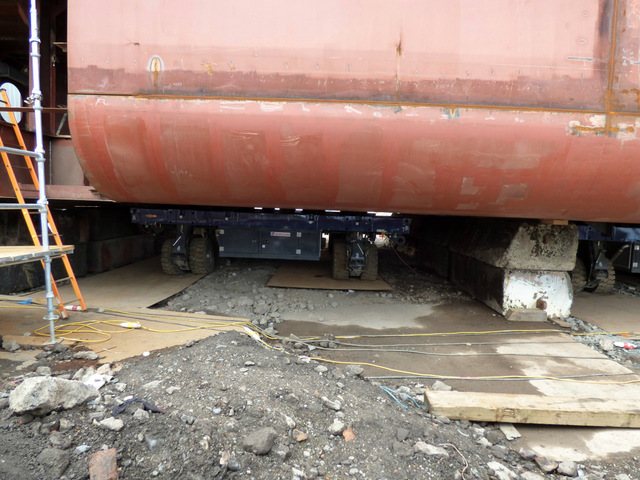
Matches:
[572,292,640,335]
[267,260,393,291]
[283,303,438,329]
[277,301,640,462]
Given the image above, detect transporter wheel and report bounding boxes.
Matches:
[189,236,216,275]
[570,258,588,293]
[596,258,616,294]
[161,238,184,275]
[360,245,379,281]
[332,239,349,281]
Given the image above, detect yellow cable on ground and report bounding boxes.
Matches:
[102,307,250,323]
[33,319,138,343]
[335,329,562,338]
[23,305,261,344]
[4,300,640,385]
[4,300,640,342]
[296,330,640,342]
[307,356,640,385]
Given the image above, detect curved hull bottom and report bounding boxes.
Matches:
[69,95,640,223]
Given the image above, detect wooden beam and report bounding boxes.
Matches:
[425,391,640,428]
[539,219,569,226]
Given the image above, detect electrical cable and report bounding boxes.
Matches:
[294,329,564,342]
[380,385,421,409]
[367,373,640,381]
[327,339,577,348]
[3,300,640,385]
[0,301,259,344]
[4,300,639,342]
[304,356,640,385]
[298,344,609,360]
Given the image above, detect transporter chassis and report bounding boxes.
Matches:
[575,225,640,293]
[131,208,411,280]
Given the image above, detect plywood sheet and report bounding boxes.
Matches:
[25,256,201,309]
[572,292,640,336]
[267,261,392,291]
[0,304,245,363]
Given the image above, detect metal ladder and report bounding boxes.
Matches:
[0,89,87,318]
[0,1,85,342]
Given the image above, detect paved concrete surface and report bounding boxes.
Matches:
[283,302,437,329]
[278,298,640,462]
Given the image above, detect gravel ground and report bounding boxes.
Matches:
[1,250,640,479]
[159,251,467,325]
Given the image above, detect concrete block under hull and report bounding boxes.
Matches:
[419,218,578,271]
[450,254,572,318]
[449,221,578,271]
[87,234,156,273]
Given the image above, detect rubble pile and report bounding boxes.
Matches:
[0,332,637,480]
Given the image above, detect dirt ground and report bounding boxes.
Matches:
[1,249,640,479]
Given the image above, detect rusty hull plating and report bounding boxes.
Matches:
[67,0,640,222]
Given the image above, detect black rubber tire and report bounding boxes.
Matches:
[189,236,216,275]
[360,245,379,281]
[331,239,349,280]
[161,238,184,275]
[571,258,588,293]
[596,257,616,294]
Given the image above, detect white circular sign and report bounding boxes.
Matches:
[0,82,22,124]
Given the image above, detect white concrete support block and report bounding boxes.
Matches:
[503,271,572,318]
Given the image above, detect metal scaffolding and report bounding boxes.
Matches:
[0,0,59,342]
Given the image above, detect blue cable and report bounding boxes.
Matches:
[397,391,421,409]
[380,386,408,409]
[380,386,421,410]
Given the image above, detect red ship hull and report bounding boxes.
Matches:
[68,0,640,222]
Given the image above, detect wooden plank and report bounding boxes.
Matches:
[505,308,547,322]
[0,245,73,267]
[540,219,569,225]
[425,390,640,428]
[89,448,119,480]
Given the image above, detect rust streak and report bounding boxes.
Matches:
[604,0,620,134]
[202,61,215,76]
[572,125,619,133]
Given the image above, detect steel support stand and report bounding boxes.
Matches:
[28,0,59,342]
